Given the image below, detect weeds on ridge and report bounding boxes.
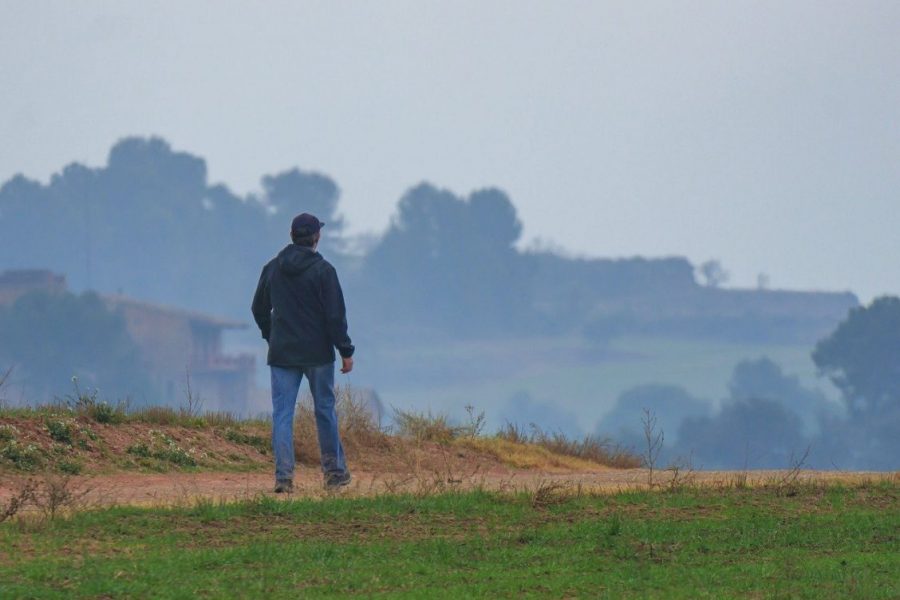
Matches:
[497,421,641,469]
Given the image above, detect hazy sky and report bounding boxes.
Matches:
[2,1,898,301]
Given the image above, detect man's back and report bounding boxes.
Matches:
[252,243,354,368]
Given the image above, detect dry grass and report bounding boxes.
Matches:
[3,386,642,478]
[459,437,604,471]
[293,385,392,468]
[496,422,641,469]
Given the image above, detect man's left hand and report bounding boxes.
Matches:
[341,356,354,374]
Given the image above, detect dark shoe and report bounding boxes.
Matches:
[274,479,293,494]
[324,471,351,490]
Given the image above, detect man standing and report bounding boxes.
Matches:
[252,213,355,493]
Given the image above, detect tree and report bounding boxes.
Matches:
[697,260,728,288]
[362,183,531,334]
[261,168,344,254]
[812,296,900,417]
[676,398,807,469]
[728,357,837,433]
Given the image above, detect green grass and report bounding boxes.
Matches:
[1,483,896,598]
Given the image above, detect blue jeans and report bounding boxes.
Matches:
[270,364,348,482]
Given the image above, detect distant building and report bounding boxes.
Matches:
[103,295,255,412]
[0,269,66,305]
[0,269,255,411]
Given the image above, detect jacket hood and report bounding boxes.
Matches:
[277,244,323,276]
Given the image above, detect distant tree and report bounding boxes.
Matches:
[0,291,152,402]
[0,137,341,320]
[676,398,807,469]
[596,384,710,449]
[363,183,531,334]
[261,168,344,254]
[812,296,900,417]
[729,357,838,434]
[698,260,728,288]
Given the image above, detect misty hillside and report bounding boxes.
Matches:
[5,137,894,471]
[0,136,856,344]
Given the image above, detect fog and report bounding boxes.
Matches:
[1,2,898,301]
[2,137,896,470]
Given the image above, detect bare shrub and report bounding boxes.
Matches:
[665,451,696,492]
[641,408,664,486]
[497,421,529,444]
[772,445,811,496]
[0,478,36,524]
[336,385,390,451]
[32,475,92,521]
[292,397,320,466]
[293,385,390,466]
[530,480,570,509]
[0,365,12,409]
[462,404,486,438]
[181,369,204,418]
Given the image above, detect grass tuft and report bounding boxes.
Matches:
[496,422,641,469]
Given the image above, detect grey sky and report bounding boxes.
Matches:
[1,1,897,301]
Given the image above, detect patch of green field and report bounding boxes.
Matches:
[379,335,836,429]
[1,483,896,598]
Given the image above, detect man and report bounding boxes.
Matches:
[252,212,355,493]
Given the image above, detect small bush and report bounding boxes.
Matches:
[0,424,18,443]
[393,408,462,443]
[224,429,268,454]
[126,443,151,458]
[293,386,390,465]
[126,431,198,467]
[45,419,74,445]
[0,478,36,524]
[1,440,43,471]
[497,421,529,444]
[57,459,83,475]
[88,401,126,424]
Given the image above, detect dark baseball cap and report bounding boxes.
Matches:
[291,213,325,236]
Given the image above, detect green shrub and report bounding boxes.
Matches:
[89,401,126,424]
[1,440,43,470]
[224,429,268,454]
[45,419,74,445]
[126,443,151,458]
[57,459,83,475]
[0,424,17,443]
[126,432,198,467]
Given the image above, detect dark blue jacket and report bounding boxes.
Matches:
[252,244,354,367]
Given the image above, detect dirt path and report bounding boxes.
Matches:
[2,468,894,509]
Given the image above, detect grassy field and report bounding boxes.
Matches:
[375,334,836,431]
[1,482,896,598]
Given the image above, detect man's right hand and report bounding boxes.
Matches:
[341,356,354,374]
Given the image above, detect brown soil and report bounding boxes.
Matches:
[1,467,894,510]
[2,417,896,509]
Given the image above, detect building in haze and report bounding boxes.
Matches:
[0,269,255,411]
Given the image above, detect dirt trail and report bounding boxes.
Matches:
[2,468,893,509]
